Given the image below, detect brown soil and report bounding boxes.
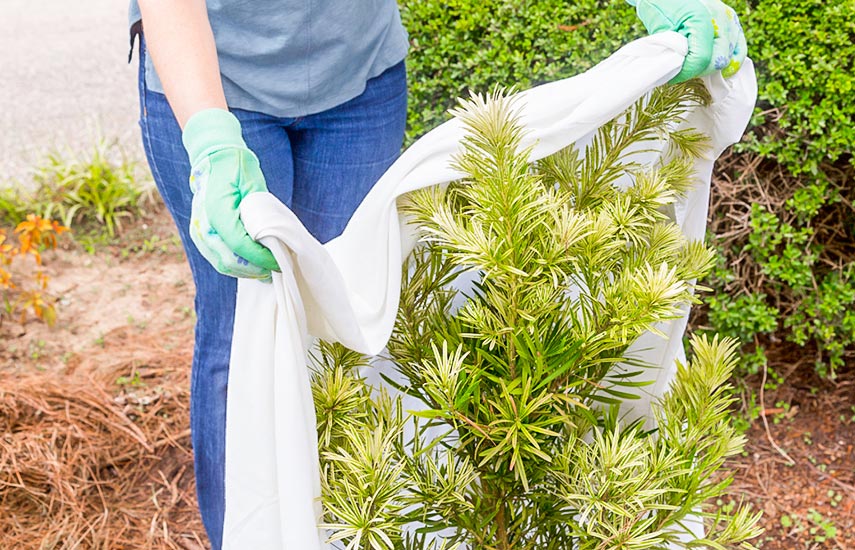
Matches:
[728,344,855,550]
[1,207,853,549]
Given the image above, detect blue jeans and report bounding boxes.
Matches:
[137,40,407,550]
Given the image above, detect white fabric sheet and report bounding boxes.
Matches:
[223,32,758,549]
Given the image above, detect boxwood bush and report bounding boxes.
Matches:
[401,0,854,171]
[739,0,855,176]
[708,0,855,377]
[399,0,642,142]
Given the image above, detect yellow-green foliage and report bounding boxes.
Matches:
[314,85,761,550]
[0,142,149,238]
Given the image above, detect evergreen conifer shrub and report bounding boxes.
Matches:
[312,83,761,549]
[400,0,855,380]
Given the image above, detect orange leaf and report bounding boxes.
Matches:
[51,220,70,236]
[13,214,66,260]
[0,267,13,289]
[35,271,50,290]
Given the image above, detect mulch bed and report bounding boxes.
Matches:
[3,331,851,549]
[0,327,205,549]
[729,344,855,549]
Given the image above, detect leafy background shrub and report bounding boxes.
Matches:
[400,0,641,142]
[400,0,855,381]
[401,0,854,172]
[737,0,855,176]
[703,0,855,378]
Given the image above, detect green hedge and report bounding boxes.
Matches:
[739,0,855,175]
[400,0,642,142]
[713,0,855,377]
[402,0,855,174]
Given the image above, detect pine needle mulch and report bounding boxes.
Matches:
[0,326,205,549]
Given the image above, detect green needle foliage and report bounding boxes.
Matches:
[313,82,761,550]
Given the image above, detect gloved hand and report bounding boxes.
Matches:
[627,0,747,83]
[182,108,279,279]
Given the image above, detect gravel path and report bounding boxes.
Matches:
[0,0,142,187]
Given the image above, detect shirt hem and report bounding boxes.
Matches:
[144,51,408,119]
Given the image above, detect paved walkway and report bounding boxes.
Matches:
[0,0,141,187]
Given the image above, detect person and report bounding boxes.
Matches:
[128,0,746,547]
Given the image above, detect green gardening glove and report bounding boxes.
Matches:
[183,108,279,279]
[627,0,747,83]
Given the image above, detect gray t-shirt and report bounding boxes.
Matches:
[130,1,408,117]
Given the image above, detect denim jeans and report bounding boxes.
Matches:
[137,40,407,549]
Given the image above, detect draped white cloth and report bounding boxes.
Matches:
[222,32,758,549]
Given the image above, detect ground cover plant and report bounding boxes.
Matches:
[313,84,761,549]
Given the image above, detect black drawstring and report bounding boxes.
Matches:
[128,19,143,63]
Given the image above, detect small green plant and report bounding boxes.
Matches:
[28,339,47,360]
[705,291,778,377]
[777,509,838,543]
[0,140,151,239]
[313,85,761,549]
[828,489,844,509]
[731,385,761,435]
[808,511,838,543]
[771,400,792,424]
[116,370,145,388]
[121,234,177,258]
